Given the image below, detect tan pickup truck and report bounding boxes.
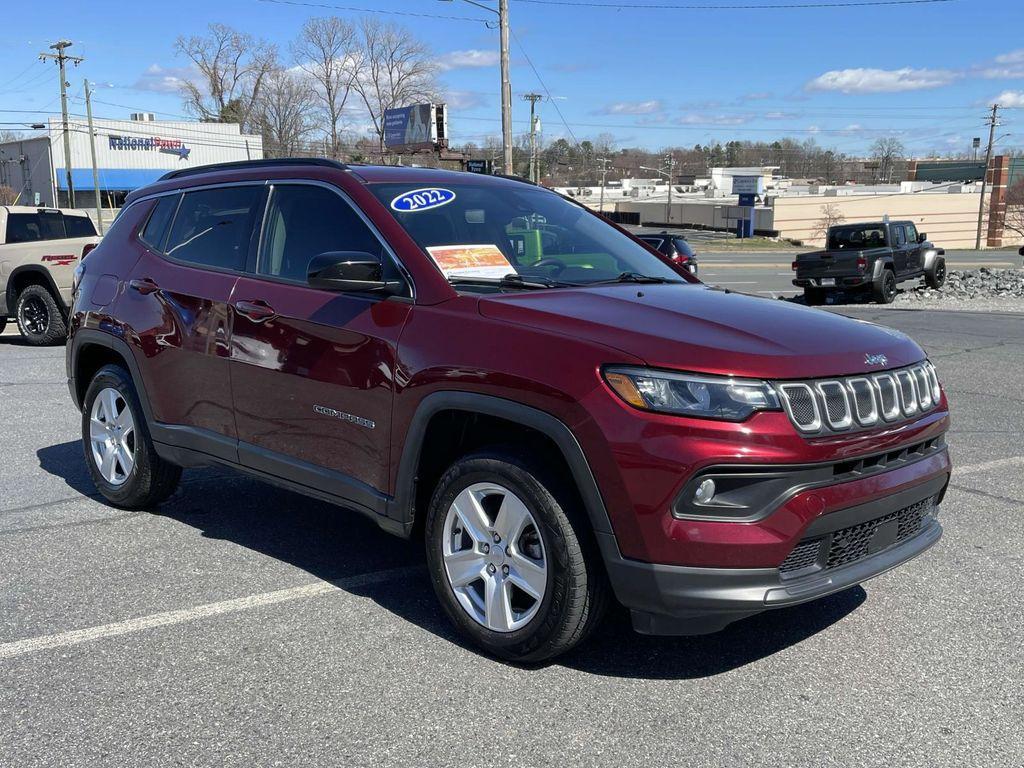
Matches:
[0,206,100,345]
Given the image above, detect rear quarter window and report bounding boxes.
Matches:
[63,214,97,239]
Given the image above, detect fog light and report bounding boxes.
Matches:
[694,478,716,504]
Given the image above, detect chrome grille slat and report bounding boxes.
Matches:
[775,362,940,435]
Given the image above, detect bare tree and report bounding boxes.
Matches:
[871,137,905,183]
[812,203,846,241]
[175,23,278,132]
[1003,179,1024,240]
[256,68,317,158]
[292,17,359,160]
[0,185,17,205]
[351,18,438,158]
[0,129,25,144]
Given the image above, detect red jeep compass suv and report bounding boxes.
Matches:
[67,159,950,661]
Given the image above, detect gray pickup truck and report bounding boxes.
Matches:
[793,220,946,305]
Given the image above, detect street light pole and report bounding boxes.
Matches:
[83,79,104,234]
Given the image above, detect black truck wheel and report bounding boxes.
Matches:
[925,257,946,289]
[872,269,897,304]
[803,288,828,306]
[16,284,67,346]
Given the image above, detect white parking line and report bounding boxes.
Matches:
[954,456,1024,475]
[0,565,420,661]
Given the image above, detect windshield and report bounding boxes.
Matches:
[828,225,887,250]
[369,182,683,287]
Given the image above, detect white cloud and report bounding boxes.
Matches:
[437,49,499,72]
[678,113,748,126]
[443,89,488,110]
[132,64,195,94]
[992,90,1024,108]
[806,67,958,93]
[763,111,800,120]
[995,49,1024,65]
[602,99,663,115]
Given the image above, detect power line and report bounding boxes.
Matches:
[509,29,581,148]
[255,0,490,22]
[515,0,954,9]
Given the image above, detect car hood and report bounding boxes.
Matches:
[477,283,924,380]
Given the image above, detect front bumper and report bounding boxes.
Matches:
[601,471,946,635]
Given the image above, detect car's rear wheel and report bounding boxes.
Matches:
[16,284,67,346]
[425,450,608,662]
[0,317,7,335]
[804,288,827,306]
[873,269,897,304]
[925,257,946,289]
[82,365,181,508]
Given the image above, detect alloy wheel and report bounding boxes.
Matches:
[89,387,136,486]
[20,296,49,336]
[441,482,548,633]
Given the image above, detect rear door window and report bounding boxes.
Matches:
[164,186,261,271]
[4,211,67,243]
[63,214,97,238]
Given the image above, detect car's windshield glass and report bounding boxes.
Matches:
[368,182,683,287]
[828,225,887,250]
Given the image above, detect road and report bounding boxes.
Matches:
[1,309,1023,767]
[695,248,1020,297]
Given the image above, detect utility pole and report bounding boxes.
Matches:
[39,40,84,208]
[83,79,103,234]
[499,0,513,176]
[597,157,611,214]
[665,153,675,225]
[975,104,1000,250]
[444,0,512,174]
[523,93,542,183]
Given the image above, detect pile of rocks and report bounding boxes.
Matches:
[896,268,1024,312]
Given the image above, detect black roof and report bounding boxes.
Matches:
[158,157,347,182]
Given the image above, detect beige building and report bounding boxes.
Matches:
[772,191,999,250]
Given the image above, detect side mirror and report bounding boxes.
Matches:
[917,233,927,243]
[307,251,401,294]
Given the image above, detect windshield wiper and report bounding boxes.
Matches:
[448,273,571,290]
[587,271,679,285]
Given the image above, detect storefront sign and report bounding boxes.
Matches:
[107,135,191,160]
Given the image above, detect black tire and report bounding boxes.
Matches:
[15,284,67,346]
[925,257,946,289]
[0,317,7,335]
[872,269,897,304]
[804,288,828,306]
[425,450,609,662]
[82,364,181,509]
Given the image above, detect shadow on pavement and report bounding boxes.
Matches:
[37,439,865,679]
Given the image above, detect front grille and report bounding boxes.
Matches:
[779,498,934,577]
[775,361,940,436]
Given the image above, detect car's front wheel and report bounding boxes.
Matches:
[925,257,946,289]
[425,450,608,662]
[82,364,181,508]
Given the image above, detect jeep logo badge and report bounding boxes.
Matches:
[864,353,888,367]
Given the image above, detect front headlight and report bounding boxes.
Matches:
[603,366,781,421]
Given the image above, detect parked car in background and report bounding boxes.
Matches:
[636,231,699,274]
[68,159,950,661]
[0,206,99,344]
[792,220,945,305]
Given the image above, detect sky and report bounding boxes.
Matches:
[1,0,1023,157]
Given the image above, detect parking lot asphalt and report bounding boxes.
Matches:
[1,307,1022,768]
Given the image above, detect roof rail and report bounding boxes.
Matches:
[158,157,348,182]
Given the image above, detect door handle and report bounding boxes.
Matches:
[233,299,277,323]
[129,278,159,295]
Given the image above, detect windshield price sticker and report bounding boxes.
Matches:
[390,188,456,213]
[426,244,515,280]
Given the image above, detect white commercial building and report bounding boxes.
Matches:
[0,114,263,217]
